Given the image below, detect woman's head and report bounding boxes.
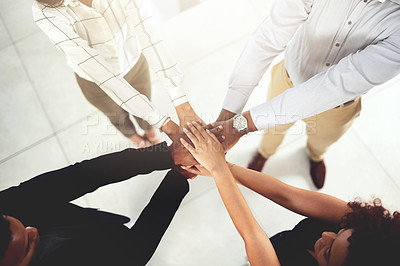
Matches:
[342,199,400,265]
[313,199,400,266]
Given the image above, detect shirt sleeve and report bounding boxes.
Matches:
[123,0,188,107]
[0,142,174,209]
[250,31,400,130]
[222,0,313,114]
[32,4,167,128]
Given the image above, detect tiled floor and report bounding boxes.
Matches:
[0,0,399,265]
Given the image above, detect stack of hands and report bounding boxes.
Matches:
[163,103,244,179]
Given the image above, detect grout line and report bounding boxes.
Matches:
[12,41,72,164]
[2,18,71,163]
[0,111,99,165]
[351,128,400,191]
[0,14,13,50]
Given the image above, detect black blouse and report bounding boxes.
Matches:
[270,218,342,266]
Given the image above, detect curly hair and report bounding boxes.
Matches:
[341,198,400,266]
[35,0,65,8]
[0,214,11,260]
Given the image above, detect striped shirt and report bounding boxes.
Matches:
[33,0,187,128]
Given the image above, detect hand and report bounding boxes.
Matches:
[207,119,242,152]
[180,122,226,172]
[176,102,204,130]
[169,133,198,166]
[216,108,236,122]
[160,120,180,142]
[181,165,212,177]
[172,166,197,180]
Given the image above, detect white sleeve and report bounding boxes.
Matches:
[124,0,188,107]
[250,31,400,130]
[33,4,167,128]
[222,0,313,114]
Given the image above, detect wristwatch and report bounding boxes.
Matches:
[232,114,248,135]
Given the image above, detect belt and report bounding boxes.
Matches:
[335,99,356,108]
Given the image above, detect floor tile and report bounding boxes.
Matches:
[160,0,263,67]
[15,32,97,131]
[0,15,12,49]
[0,0,40,42]
[148,188,249,266]
[351,82,400,189]
[0,137,67,190]
[0,45,53,161]
[56,112,135,163]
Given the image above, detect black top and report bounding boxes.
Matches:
[0,142,189,266]
[271,218,341,266]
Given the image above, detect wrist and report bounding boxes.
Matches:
[217,109,236,122]
[241,111,257,132]
[176,102,192,116]
[210,161,230,175]
[161,120,179,138]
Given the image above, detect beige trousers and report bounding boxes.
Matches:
[75,54,152,137]
[258,60,362,161]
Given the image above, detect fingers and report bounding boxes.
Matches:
[181,166,200,175]
[207,129,220,143]
[183,125,200,147]
[192,121,209,140]
[209,125,223,134]
[184,122,204,142]
[180,138,195,153]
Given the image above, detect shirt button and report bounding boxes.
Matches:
[348,21,352,25]
[335,43,340,47]
[364,0,367,2]
[326,63,331,67]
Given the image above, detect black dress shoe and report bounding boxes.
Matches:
[309,159,326,189]
[248,152,268,172]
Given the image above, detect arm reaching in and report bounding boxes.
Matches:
[180,122,280,266]
[184,161,349,224]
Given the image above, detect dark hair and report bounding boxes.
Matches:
[342,199,400,266]
[36,0,65,8]
[0,214,11,260]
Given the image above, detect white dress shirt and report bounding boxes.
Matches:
[32,0,187,128]
[223,0,400,130]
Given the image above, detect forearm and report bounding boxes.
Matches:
[229,164,348,223]
[0,143,174,205]
[212,166,265,240]
[212,165,280,266]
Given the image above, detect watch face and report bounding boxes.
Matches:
[233,116,247,131]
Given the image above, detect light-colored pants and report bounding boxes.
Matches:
[76,54,152,138]
[258,60,362,162]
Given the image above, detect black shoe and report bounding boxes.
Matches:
[248,152,268,172]
[309,159,326,189]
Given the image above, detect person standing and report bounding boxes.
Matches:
[32,0,201,147]
[213,0,400,188]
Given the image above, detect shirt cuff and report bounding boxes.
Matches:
[168,86,188,107]
[222,89,250,114]
[144,109,168,129]
[249,102,277,130]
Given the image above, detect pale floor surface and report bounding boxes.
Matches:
[1,0,400,265]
